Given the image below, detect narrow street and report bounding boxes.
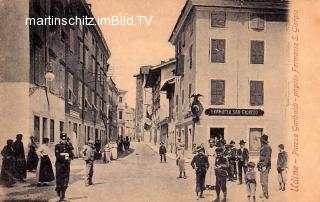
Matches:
[0,143,286,202]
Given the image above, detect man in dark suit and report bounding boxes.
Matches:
[237,140,249,184]
[258,134,272,199]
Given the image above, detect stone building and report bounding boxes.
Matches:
[168,0,289,155]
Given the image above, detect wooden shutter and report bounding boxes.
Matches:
[211,11,226,28]
[211,80,225,105]
[251,41,264,64]
[250,14,265,30]
[250,81,263,106]
[211,39,225,63]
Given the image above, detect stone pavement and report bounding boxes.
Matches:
[0,142,287,202]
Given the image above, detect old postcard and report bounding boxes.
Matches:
[0,0,319,201]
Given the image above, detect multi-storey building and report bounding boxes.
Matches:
[0,0,115,152]
[144,59,176,150]
[106,77,119,142]
[168,0,289,154]
[124,107,136,141]
[117,89,127,138]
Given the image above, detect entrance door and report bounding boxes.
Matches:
[210,128,224,140]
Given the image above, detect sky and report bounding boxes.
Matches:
[88,0,187,107]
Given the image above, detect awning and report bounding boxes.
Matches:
[160,77,176,92]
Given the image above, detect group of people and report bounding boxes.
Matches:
[189,134,288,201]
[117,136,131,154]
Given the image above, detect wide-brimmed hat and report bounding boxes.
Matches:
[278,144,284,150]
[260,134,269,144]
[239,140,246,145]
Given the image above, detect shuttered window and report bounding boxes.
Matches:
[250,40,264,64]
[189,45,193,69]
[211,11,226,28]
[211,80,225,105]
[79,40,83,63]
[250,14,265,31]
[250,81,264,106]
[211,39,225,63]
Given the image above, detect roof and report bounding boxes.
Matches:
[169,0,289,44]
[144,59,176,88]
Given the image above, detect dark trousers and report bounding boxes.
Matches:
[160,154,166,162]
[196,171,206,193]
[229,160,237,180]
[85,161,94,185]
[216,175,227,196]
[238,161,248,183]
[55,162,70,193]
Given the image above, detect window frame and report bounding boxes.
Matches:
[210,80,225,105]
[250,80,264,106]
[211,39,226,63]
[211,11,227,28]
[250,40,264,64]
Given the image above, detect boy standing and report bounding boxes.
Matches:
[277,144,288,191]
[245,162,257,201]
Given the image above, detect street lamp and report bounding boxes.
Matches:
[45,70,55,82]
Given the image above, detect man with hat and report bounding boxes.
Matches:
[81,140,97,186]
[226,140,237,181]
[237,140,249,184]
[159,142,167,163]
[55,133,74,201]
[258,134,272,199]
[214,147,229,200]
[191,146,209,199]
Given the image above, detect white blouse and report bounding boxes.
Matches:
[36,144,51,157]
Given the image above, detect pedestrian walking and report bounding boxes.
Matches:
[26,136,38,172]
[257,134,272,199]
[277,144,288,191]
[237,140,249,184]
[36,137,54,186]
[159,142,167,163]
[191,146,209,199]
[12,134,27,182]
[81,140,96,186]
[227,140,237,181]
[1,139,16,187]
[245,162,257,201]
[214,147,229,201]
[176,143,186,178]
[102,143,111,163]
[55,133,74,201]
[206,138,216,190]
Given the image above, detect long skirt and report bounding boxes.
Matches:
[38,156,55,183]
[26,150,38,171]
[206,156,215,186]
[1,159,15,185]
[14,158,27,179]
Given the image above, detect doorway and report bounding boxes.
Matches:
[210,128,224,140]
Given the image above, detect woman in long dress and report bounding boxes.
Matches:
[206,138,216,190]
[26,136,38,172]
[36,138,54,186]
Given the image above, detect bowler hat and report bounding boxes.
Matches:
[60,133,68,140]
[215,147,223,153]
[278,144,284,150]
[260,134,269,144]
[248,161,256,168]
[230,140,235,145]
[239,140,246,145]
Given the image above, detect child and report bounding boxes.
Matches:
[245,162,256,201]
[277,144,288,191]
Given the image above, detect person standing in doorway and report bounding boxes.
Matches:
[191,146,209,199]
[258,134,272,199]
[36,137,54,186]
[159,142,167,163]
[55,133,74,201]
[1,139,16,187]
[81,140,96,186]
[237,140,249,185]
[13,134,27,182]
[26,136,38,172]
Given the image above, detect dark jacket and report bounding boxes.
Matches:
[259,144,272,169]
[277,151,288,169]
[191,153,209,174]
[55,143,74,164]
[215,156,229,177]
[237,148,249,163]
[159,145,167,154]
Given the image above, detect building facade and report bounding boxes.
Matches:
[168,0,289,155]
[0,0,116,153]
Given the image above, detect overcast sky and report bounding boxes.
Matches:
[88,0,186,107]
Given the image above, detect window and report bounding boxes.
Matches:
[68,72,73,104]
[188,83,192,102]
[59,121,64,133]
[250,14,265,31]
[50,119,54,143]
[211,11,226,28]
[119,111,123,120]
[61,30,66,43]
[189,45,193,69]
[69,28,74,53]
[79,40,83,63]
[211,80,225,105]
[119,97,122,103]
[59,64,65,98]
[92,58,96,74]
[250,81,264,106]
[92,91,95,106]
[33,45,43,85]
[78,81,83,108]
[176,95,179,113]
[182,90,185,105]
[250,40,264,64]
[211,39,225,63]
[249,128,263,152]
[42,117,48,139]
[34,116,40,142]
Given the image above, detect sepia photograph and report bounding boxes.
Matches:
[0,0,318,201]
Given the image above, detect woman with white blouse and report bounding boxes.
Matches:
[36,138,55,186]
